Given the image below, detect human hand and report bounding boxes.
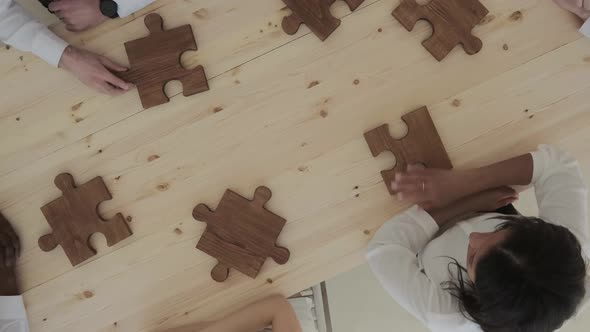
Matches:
[58,46,132,96]
[0,212,20,296]
[391,164,475,210]
[49,0,108,32]
[553,0,590,20]
[0,212,20,268]
[461,187,518,213]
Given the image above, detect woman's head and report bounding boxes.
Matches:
[446,216,587,332]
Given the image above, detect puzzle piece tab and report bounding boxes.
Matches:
[119,13,209,109]
[193,186,290,282]
[39,173,132,266]
[364,107,453,195]
[282,0,365,41]
[392,0,489,61]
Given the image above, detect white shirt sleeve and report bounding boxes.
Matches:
[530,145,590,256]
[580,18,590,39]
[0,296,29,332]
[0,0,67,67]
[115,0,156,17]
[366,205,459,326]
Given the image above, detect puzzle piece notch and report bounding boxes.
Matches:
[364,107,453,195]
[193,186,290,282]
[38,173,132,266]
[282,0,366,41]
[119,13,209,109]
[392,0,489,61]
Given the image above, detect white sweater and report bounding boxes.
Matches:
[367,145,590,332]
[0,0,155,67]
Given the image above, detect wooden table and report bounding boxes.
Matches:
[1,0,590,331]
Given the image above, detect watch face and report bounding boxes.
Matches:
[100,0,118,18]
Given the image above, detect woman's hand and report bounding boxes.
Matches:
[428,187,518,226]
[58,46,132,96]
[553,0,590,20]
[462,187,519,213]
[392,165,474,210]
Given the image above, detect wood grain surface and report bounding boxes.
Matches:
[1,0,589,331]
[194,186,289,282]
[119,13,209,109]
[38,173,132,266]
[282,0,365,41]
[364,107,453,195]
[393,0,489,61]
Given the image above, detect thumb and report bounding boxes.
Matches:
[99,56,128,72]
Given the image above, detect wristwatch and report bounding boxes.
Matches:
[99,0,119,19]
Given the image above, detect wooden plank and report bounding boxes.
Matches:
[0,0,589,331]
[0,0,378,176]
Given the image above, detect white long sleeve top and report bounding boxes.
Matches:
[581,17,590,38]
[367,145,590,332]
[0,0,155,66]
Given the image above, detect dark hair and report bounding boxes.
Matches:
[443,215,587,332]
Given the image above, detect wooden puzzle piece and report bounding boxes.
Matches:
[119,13,209,109]
[39,173,132,266]
[193,186,290,282]
[392,0,489,61]
[282,0,365,41]
[364,106,453,195]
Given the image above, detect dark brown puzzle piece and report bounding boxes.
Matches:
[39,173,132,266]
[392,0,489,61]
[119,13,209,109]
[364,106,453,195]
[282,0,365,41]
[193,186,290,282]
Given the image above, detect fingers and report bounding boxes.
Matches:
[48,0,69,13]
[495,187,518,200]
[0,234,16,268]
[98,81,126,96]
[7,228,20,258]
[66,24,80,32]
[393,173,423,187]
[4,245,15,267]
[498,197,517,207]
[98,59,131,91]
[99,56,128,73]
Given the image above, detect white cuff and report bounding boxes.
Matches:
[115,0,155,17]
[580,18,590,38]
[31,27,68,67]
[0,296,26,320]
[0,295,29,331]
[530,147,545,186]
[407,205,440,238]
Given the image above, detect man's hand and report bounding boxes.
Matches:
[49,0,108,32]
[59,46,132,96]
[0,212,20,296]
[553,0,590,20]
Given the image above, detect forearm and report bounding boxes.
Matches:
[194,295,299,332]
[461,154,533,196]
[429,193,487,226]
[429,199,472,227]
[0,0,67,66]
